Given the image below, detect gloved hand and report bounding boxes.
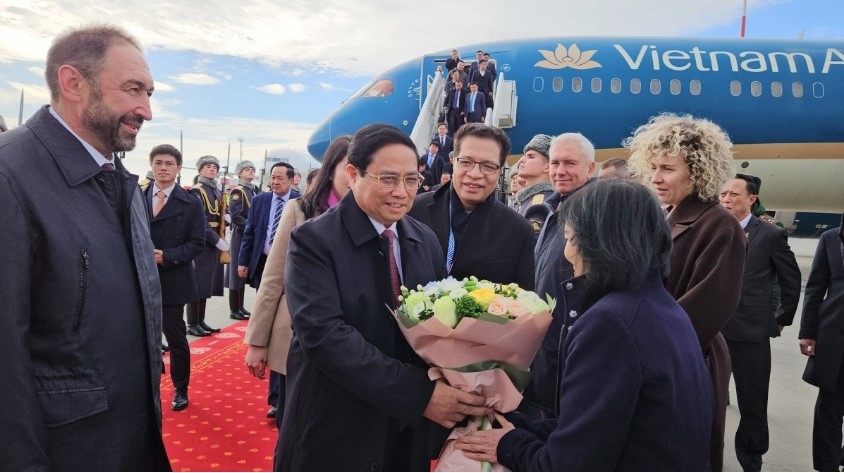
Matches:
[215,239,230,252]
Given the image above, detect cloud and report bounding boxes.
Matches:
[0,0,803,76]
[254,83,286,95]
[168,73,220,85]
[27,66,44,77]
[319,82,340,91]
[288,83,307,93]
[153,82,175,92]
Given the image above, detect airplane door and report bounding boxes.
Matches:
[419,54,449,107]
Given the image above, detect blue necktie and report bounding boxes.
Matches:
[446,229,455,274]
[454,91,460,108]
[470,93,475,113]
[269,196,284,244]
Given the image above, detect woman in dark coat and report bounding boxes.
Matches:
[455,179,713,471]
[626,113,747,471]
[799,217,844,471]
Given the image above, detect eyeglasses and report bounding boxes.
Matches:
[359,169,423,190]
[454,157,502,175]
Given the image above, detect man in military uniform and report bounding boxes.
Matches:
[514,134,556,234]
[226,160,259,320]
[187,155,229,337]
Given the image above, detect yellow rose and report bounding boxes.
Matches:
[468,288,496,308]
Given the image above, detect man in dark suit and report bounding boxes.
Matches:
[445,49,460,73]
[145,144,206,412]
[277,124,487,471]
[420,140,444,186]
[465,83,487,124]
[237,161,299,418]
[469,60,495,108]
[444,80,467,136]
[432,122,454,170]
[408,123,535,290]
[483,52,497,80]
[237,161,299,290]
[719,174,801,472]
[0,25,170,470]
[799,216,844,472]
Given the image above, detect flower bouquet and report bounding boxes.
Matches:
[393,277,554,471]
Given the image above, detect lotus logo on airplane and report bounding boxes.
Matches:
[535,44,602,70]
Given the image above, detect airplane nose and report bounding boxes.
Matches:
[307,121,332,161]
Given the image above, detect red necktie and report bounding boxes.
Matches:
[382,229,401,303]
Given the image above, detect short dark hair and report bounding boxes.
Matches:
[437,122,447,129]
[559,179,672,305]
[271,162,295,179]
[301,135,352,219]
[734,173,760,196]
[454,123,511,165]
[347,123,416,171]
[46,24,142,102]
[149,144,182,165]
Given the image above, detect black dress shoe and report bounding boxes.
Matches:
[199,321,221,333]
[239,307,252,316]
[230,310,248,320]
[186,325,211,337]
[172,389,189,411]
[267,405,278,418]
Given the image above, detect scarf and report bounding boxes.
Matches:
[515,181,555,207]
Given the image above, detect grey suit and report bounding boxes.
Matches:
[722,216,801,471]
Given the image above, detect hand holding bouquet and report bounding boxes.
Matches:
[393,277,554,471]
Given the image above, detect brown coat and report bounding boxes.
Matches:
[244,197,307,374]
[666,196,746,471]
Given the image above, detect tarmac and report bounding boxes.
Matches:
[194,237,825,472]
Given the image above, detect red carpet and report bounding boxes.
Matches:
[161,322,276,472]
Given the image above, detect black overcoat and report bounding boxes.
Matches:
[408,184,535,290]
[800,227,844,392]
[0,106,169,470]
[145,184,206,305]
[278,192,445,471]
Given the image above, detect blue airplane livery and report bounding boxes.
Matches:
[306,37,844,236]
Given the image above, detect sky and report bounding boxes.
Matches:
[0,0,842,183]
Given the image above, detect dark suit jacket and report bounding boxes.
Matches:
[444,88,467,116]
[239,189,300,280]
[722,216,801,343]
[420,151,445,186]
[465,91,487,122]
[800,227,844,392]
[432,134,454,169]
[145,184,206,306]
[278,192,445,471]
[408,184,535,289]
[469,69,495,98]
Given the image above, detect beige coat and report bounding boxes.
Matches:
[244,198,307,374]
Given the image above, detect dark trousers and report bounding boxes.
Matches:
[162,304,190,391]
[229,289,244,312]
[812,352,844,471]
[251,254,268,290]
[446,109,463,136]
[270,371,286,430]
[727,339,771,471]
[186,298,207,326]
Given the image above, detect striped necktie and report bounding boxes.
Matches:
[382,229,401,302]
[269,196,284,245]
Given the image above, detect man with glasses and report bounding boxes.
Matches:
[278,124,488,471]
[408,123,535,289]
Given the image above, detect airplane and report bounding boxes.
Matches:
[306,37,844,237]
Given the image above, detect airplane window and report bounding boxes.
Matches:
[630,78,641,94]
[751,81,762,97]
[813,82,825,98]
[690,80,701,95]
[611,78,621,93]
[670,79,681,95]
[771,82,783,97]
[650,79,661,95]
[533,77,544,93]
[353,79,394,99]
[552,77,563,93]
[572,77,583,93]
[349,79,376,100]
[591,78,602,93]
[792,82,803,98]
[730,80,742,96]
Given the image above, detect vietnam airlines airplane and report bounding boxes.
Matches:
[306,37,844,235]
